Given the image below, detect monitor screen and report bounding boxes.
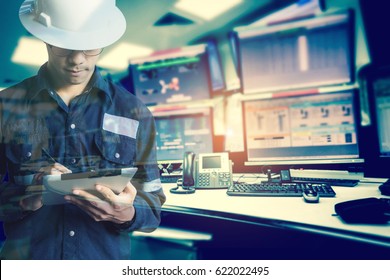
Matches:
[151,106,214,163]
[235,10,355,94]
[128,44,211,106]
[202,155,222,169]
[372,80,390,157]
[362,65,390,178]
[243,90,363,166]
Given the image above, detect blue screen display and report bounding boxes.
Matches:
[129,45,211,106]
[152,107,214,162]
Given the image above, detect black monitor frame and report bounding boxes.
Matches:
[227,30,241,89]
[205,38,226,94]
[361,64,390,178]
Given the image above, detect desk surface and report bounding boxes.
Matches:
[161,177,390,248]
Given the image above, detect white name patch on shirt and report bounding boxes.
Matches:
[103,113,139,139]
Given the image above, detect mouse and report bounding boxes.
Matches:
[379,182,390,196]
[303,189,320,203]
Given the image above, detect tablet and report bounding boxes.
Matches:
[43,167,137,196]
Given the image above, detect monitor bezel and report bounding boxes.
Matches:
[227,30,242,91]
[361,64,390,178]
[205,38,227,94]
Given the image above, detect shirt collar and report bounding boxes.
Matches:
[30,63,113,102]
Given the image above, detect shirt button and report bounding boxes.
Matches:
[26,152,32,158]
[69,230,75,237]
[71,158,77,164]
[115,153,120,159]
[70,124,76,129]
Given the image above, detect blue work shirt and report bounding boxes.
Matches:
[0,64,165,259]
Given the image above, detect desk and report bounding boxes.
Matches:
[151,177,390,260]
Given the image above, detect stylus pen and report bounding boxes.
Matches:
[41,148,72,174]
[41,148,57,164]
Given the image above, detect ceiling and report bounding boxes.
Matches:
[0,0,294,88]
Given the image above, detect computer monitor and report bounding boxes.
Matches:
[127,44,211,106]
[228,30,240,80]
[235,10,355,94]
[243,89,364,168]
[205,39,226,93]
[151,106,214,163]
[362,65,390,178]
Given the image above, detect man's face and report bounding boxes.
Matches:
[46,44,101,86]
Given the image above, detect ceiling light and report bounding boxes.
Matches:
[97,43,154,71]
[174,0,242,20]
[11,37,47,66]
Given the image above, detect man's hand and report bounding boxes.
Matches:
[19,163,72,212]
[33,163,72,184]
[63,181,137,224]
[19,191,43,212]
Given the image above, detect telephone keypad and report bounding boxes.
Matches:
[198,173,211,187]
[197,172,232,188]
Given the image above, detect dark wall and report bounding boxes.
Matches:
[360,0,390,66]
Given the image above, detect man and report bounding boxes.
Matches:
[0,0,165,259]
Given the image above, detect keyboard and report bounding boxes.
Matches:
[161,175,181,184]
[227,182,336,197]
[291,176,359,187]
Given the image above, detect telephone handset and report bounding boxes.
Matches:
[182,151,196,187]
[169,151,196,194]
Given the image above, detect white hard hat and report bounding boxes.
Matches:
[19,0,126,50]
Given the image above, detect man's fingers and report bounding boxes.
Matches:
[39,163,72,175]
[122,182,137,197]
[52,163,72,173]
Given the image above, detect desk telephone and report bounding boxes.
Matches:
[170,152,233,194]
[195,152,233,189]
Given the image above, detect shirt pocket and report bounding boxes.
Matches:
[94,130,136,168]
[5,144,33,164]
[5,143,42,180]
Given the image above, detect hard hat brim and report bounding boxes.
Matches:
[19,5,126,50]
